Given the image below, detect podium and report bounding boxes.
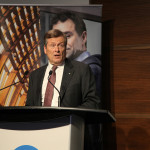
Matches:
[0,107,115,150]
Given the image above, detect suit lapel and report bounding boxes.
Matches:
[38,65,47,88]
[37,65,47,105]
[60,59,74,100]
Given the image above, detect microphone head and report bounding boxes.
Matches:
[49,70,53,76]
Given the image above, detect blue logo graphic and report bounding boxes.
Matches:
[15,145,38,150]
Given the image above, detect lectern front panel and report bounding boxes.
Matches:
[0,115,84,150]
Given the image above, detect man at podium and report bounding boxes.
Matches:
[26,29,100,109]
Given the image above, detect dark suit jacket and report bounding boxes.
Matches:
[26,59,100,109]
[82,54,101,98]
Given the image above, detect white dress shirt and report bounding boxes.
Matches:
[42,62,64,106]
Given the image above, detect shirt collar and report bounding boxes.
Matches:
[74,51,90,62]
[47,61,65,70]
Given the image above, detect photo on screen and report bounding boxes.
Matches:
[0,5,102,106]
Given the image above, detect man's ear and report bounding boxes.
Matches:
[82,31,87,40]
[81,31,87,48]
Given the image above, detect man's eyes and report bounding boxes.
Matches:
[49,43,65,48]
[65,33,72,38]
[59,43,65,48]
[66,34,71,38]
[50,44,55,47]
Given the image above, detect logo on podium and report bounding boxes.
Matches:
[15,145,38,150]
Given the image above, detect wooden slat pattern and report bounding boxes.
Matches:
[0,6,41,106]
[0,71,16,105]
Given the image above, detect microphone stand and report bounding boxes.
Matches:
[0,81,21,91]
[0,71,29,91]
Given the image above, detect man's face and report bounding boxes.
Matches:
[44,36,66,66]
[52,19,87,59]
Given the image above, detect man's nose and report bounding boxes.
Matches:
[54,46,60,52]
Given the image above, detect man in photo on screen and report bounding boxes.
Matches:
[51,11,101,98]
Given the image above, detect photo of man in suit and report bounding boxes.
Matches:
[51,11,101,98]
[26,29,100,109]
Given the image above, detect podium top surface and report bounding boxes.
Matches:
[0,106,116,124]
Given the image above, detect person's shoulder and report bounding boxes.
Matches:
[82,54,101,66]
[66,58,88,68]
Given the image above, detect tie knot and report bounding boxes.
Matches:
[52,65,57,72]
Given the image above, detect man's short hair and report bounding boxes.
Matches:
[44,29,67,46]
[51,11,86,36]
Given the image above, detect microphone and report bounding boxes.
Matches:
[0,71,29,91]
[48,70,62,107]
[48,70,53,78]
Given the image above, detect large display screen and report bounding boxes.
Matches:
[0,5,102,106]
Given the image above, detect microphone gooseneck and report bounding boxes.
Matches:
[0,71,29,91]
